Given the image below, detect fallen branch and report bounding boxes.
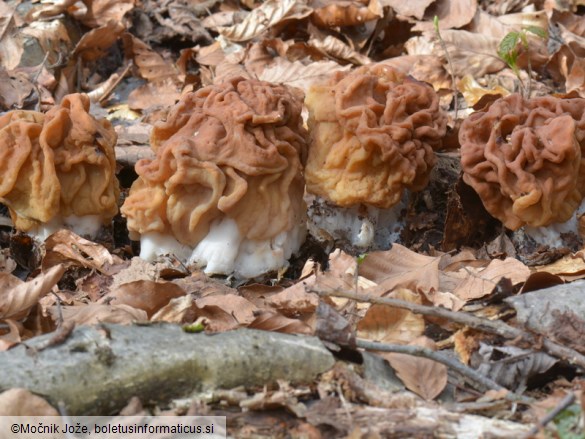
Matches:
[523,392,576,439]
[356,339,532,404]
[314,289,585,370]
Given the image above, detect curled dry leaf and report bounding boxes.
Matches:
[413,0,478,32]
[77,0,136,28]
[151,295,196,324]
[217,0,299,42]
[451,258,530,301]
[359,244,440,296]
[0,388,58,416]
[54,303,148,325]
[457,74,509,107]
[311,0,380,28]
[384,337,448,401]
[193,295,258,332]
[123,34,180,84]
[248,310,312,335]
[72,21,125,62]
[42,230,124,275]
[102,280,186,318]
[382,0,434,20]
[257,59,352,93]
[0,319,21,351]
[357,288,425,345]
[308,35,372,65]
[266,288,319,316]
[0,264,65,320]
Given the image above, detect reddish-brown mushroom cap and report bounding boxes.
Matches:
[304,64,447,209]
[0,94,119,233]
[459,93,585,230]
[121,77,308,252]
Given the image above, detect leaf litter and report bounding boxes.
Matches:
[1,0,585,436]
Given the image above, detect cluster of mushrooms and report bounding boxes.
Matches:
[1,64,585,278]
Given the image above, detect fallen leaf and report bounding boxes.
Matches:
[151,295,196,323]
[0,265,65,320]
[248,310,312,334]
[103,280,186,318]
[43,230,124,275]
[0,388,58,415]
[413,0,478,31]
[385,337,448,400]
[72,21,125,62]
[55,303,148,325]
[266,288,319,316]
[193,294,258,332]
[0,319,21,351]
[452,258,530,301]
[357,288,424,345]
[217,0,300,42]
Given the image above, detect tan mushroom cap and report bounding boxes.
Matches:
[0,94,119,232]
[121,77,309,247]
[304,64,447,209]
[459,93,585,230]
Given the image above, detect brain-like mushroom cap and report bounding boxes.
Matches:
[121,77,308,248]
[459,93,585,230]
[304,64,447,209]
[0,94,119,232]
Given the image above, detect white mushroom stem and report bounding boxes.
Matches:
[140,217,306,279]
[307,195,408,250]
[520,199,585,248]
[28,215,103,241]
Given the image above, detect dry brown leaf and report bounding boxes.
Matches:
[78,0,136,28]
[359,244,441,297]
[72,21,125,62]
[0,388,58,416]
[457,74,509,107]
[534,251,585,281]
[385,337,448,400]
[151,295,196,323]
[414,0,477,31]
[453,327,480,365]
[103,280,186,318]
[381,0,434,20]
[257,59,351,93]
[266,288,319,316]
[123,34,179,83]
[0,265,65,320]
[452,258,530,301]
[127,79,182,111]
[193,294,258,332]
[312,0,380,28]
[42,230,124,275]
[56,303,148,325]
[406,30,505,77]
[357,288,424,345]
[217,0,299,42]
[308,35,372,65]
[248,310,312,334]
[0,319,21,351]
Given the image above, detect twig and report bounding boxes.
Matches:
[313,288,585,370]
[434,16,458,120]
[356,338,532,404]
[523,392,576,438]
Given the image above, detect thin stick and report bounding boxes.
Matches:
[434,16,458,120]
[356,338,532,404]
[523,392,576,438]
[313,288,585,370]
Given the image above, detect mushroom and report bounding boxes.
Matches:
[459,93,585,248]
[304,64,447,249]
[0,94,119,240]
[121,77,309,278]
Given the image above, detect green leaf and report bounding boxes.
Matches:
[498,31,520,60]
[524,25,548,39]
[356,254,368,265]
[433,15,440,32]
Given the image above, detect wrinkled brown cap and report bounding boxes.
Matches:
[0,94,119,231]
[460,93,585,230]
[304,64,447,208]
[121,77,309,246]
